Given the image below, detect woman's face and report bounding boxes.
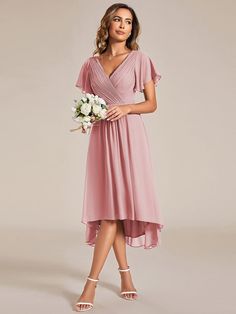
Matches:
[108,8,133,42]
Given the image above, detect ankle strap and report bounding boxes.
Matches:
[118,266,130,272]
[87,276,99,282]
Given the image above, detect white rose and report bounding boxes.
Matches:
[92,104,102,115]
[71,106,77,113]
[90,99,95,106]
[99,108,107,119]
[98,97,106,106]
[81,102,91,116]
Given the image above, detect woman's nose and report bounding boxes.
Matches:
[119,21,125,28]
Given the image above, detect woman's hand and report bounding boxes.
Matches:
[106,105,131,122]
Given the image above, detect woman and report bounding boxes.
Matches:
[73,2,164,312]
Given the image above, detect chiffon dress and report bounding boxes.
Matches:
[75,49,164,249]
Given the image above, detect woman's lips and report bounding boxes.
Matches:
[116,31,125,35]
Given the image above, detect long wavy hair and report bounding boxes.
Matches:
[93,3,141,56]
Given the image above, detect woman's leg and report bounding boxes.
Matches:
[75,220,118,311]
[112,220,137,299]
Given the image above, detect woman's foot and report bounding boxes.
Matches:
[118,266,138,300]
[73,277,99,312]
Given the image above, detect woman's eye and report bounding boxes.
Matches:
[113,18,131,24]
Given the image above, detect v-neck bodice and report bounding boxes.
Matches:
[75,50,161,106]
[94,50,135,79]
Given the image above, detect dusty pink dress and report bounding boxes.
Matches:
[75,49,164,249]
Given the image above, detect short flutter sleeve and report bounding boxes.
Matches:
[134,51,161,93]
[75,58,93,94]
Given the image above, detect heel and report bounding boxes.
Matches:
[73,277,99,312]
[118,266,138,301]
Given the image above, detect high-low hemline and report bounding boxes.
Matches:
[81,219,164,249]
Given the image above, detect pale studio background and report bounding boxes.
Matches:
[0,0,235,313]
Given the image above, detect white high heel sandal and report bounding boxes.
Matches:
[73,277,99,312]
[118,266,138,300]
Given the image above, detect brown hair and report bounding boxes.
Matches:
[93,3,141,56]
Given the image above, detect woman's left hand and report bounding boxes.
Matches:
[106,105,131,122]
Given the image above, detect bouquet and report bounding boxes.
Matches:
[70,92,108,134]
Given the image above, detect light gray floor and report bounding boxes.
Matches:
[0,226,235,314]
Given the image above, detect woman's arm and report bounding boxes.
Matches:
[127,80,158,114]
